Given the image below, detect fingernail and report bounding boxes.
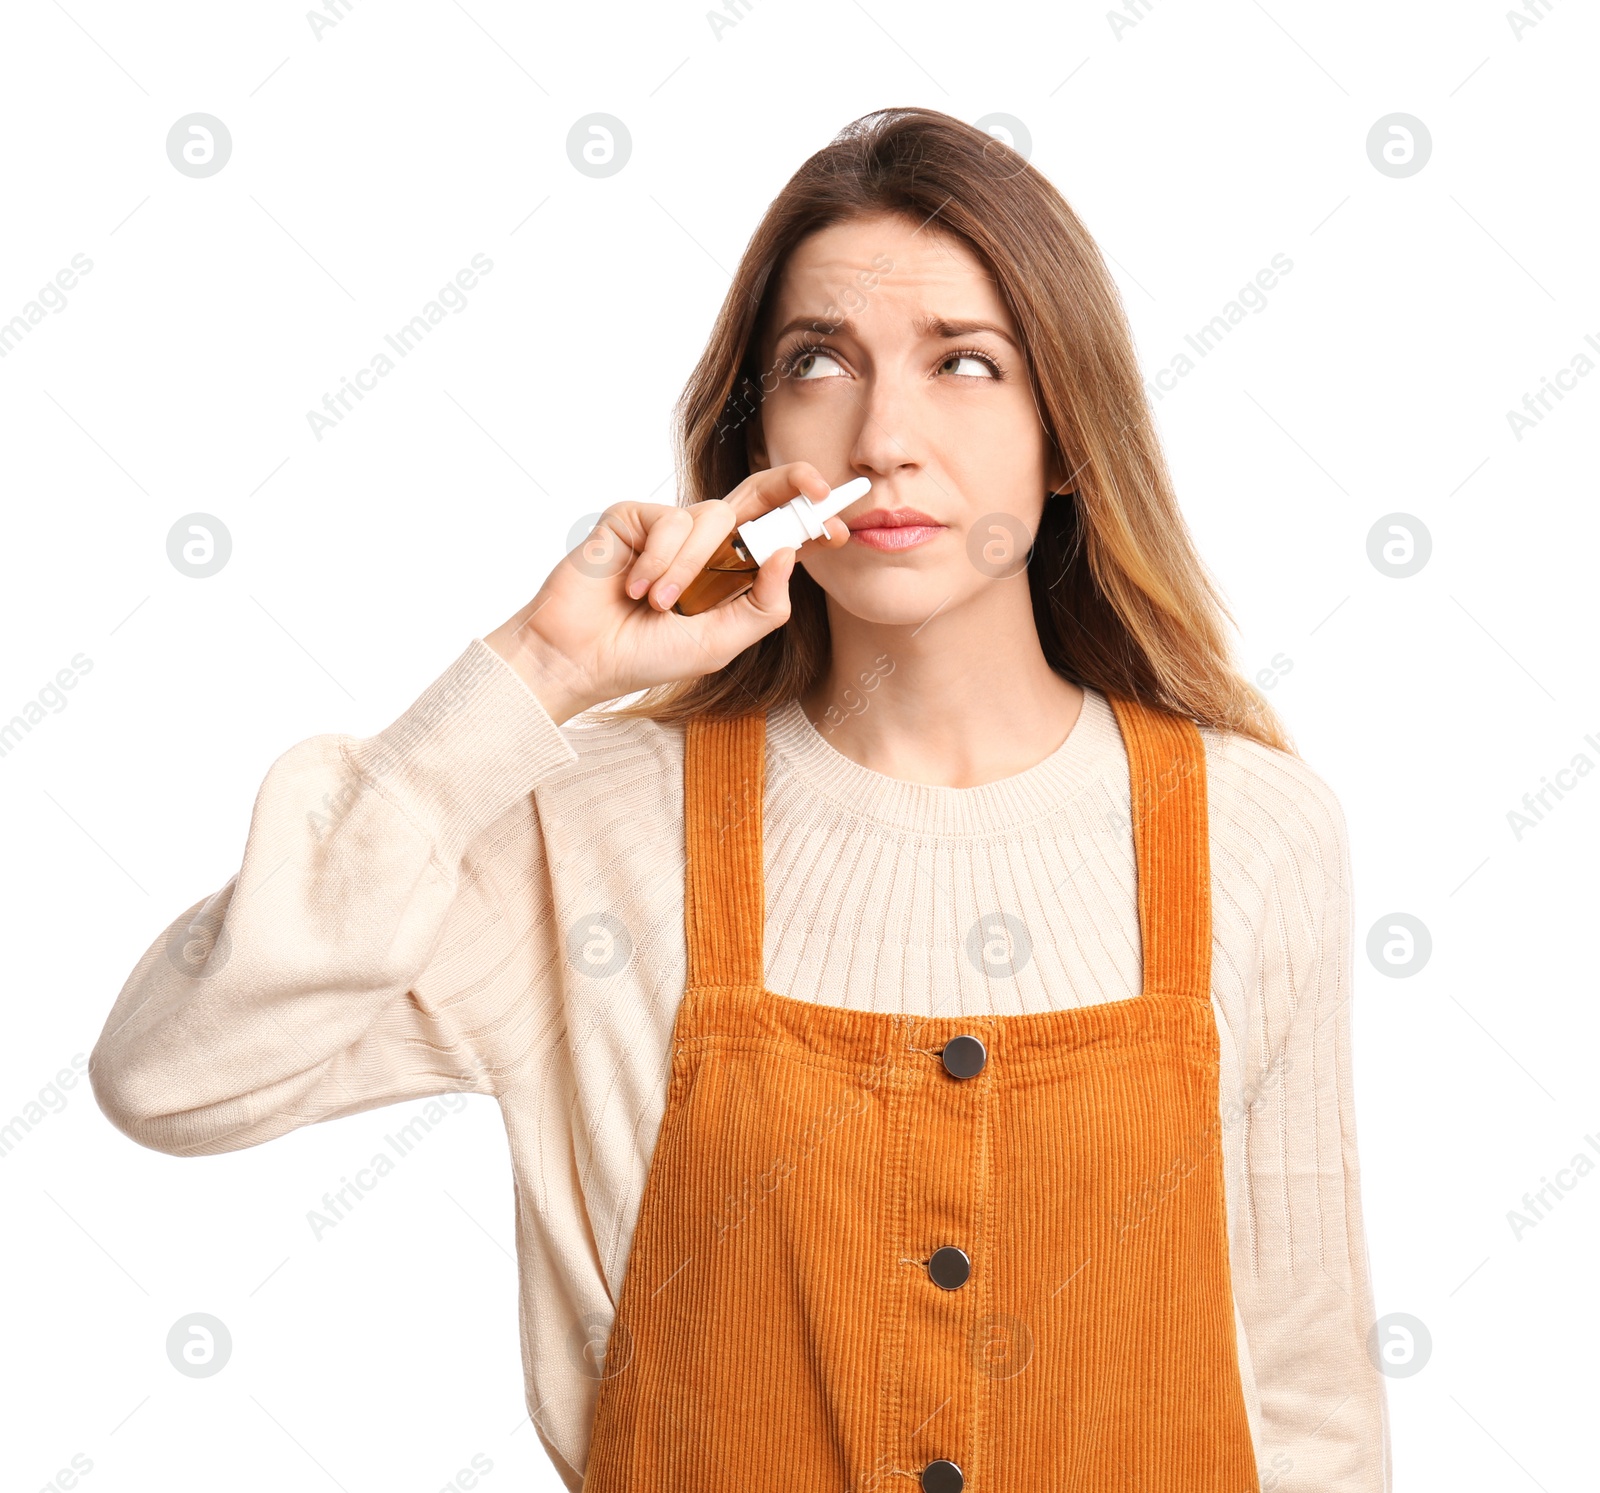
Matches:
[626,576,644,598]
[656,581,680,607]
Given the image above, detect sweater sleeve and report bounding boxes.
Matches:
[88,638,580,1156]
[1219,748,1392,1492]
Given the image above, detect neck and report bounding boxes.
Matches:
[797,574,1085,790]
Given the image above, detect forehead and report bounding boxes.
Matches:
[764,213,1010,336]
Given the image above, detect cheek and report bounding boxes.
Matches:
[754,391,836,461]
[942,448,1051,532]
[934,393,1054,481]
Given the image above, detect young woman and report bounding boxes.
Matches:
[91,107,1390,1491]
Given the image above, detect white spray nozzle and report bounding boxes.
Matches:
[806,475,874,525]
[736,476,873,566]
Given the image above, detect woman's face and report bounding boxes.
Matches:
[749,211,1065,627]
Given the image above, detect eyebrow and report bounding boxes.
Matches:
[769,313,1019,351]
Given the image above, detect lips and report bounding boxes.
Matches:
[844,507,946,553]
[845,507,942,532]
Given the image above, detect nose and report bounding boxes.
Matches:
[845,367,922,486]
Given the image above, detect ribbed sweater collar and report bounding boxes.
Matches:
[764,685,1127,838]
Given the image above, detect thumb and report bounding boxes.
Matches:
[693,546,796,660]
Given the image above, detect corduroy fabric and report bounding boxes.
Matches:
[582,694,1259,1491]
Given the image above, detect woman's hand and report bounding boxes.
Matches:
[486,462,849,723]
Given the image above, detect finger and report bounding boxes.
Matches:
[629,461,834,611]
[575,502,670,574]
[721,460,833,523]
[637,499,743,610]
[617,506,696,602]
[560,506,640,583]
[691,545,795,658]
[749,544,798,607]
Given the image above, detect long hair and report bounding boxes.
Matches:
[600,106,1291,754]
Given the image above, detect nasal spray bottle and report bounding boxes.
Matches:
[671,476,872,616]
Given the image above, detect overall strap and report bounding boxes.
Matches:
[683,712,767,989]
[1105,695,1213,1001]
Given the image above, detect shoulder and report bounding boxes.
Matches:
[1197,719,1351,899]
[549,706,687,777]
[529,708,688,851]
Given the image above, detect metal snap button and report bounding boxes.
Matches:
[940,1034,986,1078]
[927,1245,971,1290]
[921,1458,964,1493]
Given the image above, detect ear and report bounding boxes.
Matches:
[745,414,768,474]
[1045,451,1073,498]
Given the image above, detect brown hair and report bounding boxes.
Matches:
[602,106,1292,754]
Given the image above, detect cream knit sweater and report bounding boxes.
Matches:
[89,636,1391,1491]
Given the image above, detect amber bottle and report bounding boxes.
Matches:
[672,530,761,616]
[670,476,872,617]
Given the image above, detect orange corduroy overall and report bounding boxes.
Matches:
[583,695,1259,1492]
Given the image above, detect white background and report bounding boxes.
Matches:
[2,0,1596,1489]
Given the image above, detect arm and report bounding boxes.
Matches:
[1218,749,1392,1491]
[88,638,579,1156]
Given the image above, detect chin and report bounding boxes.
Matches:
[809,566,972,627]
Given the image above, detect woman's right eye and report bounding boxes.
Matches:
[785,347,846,380]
